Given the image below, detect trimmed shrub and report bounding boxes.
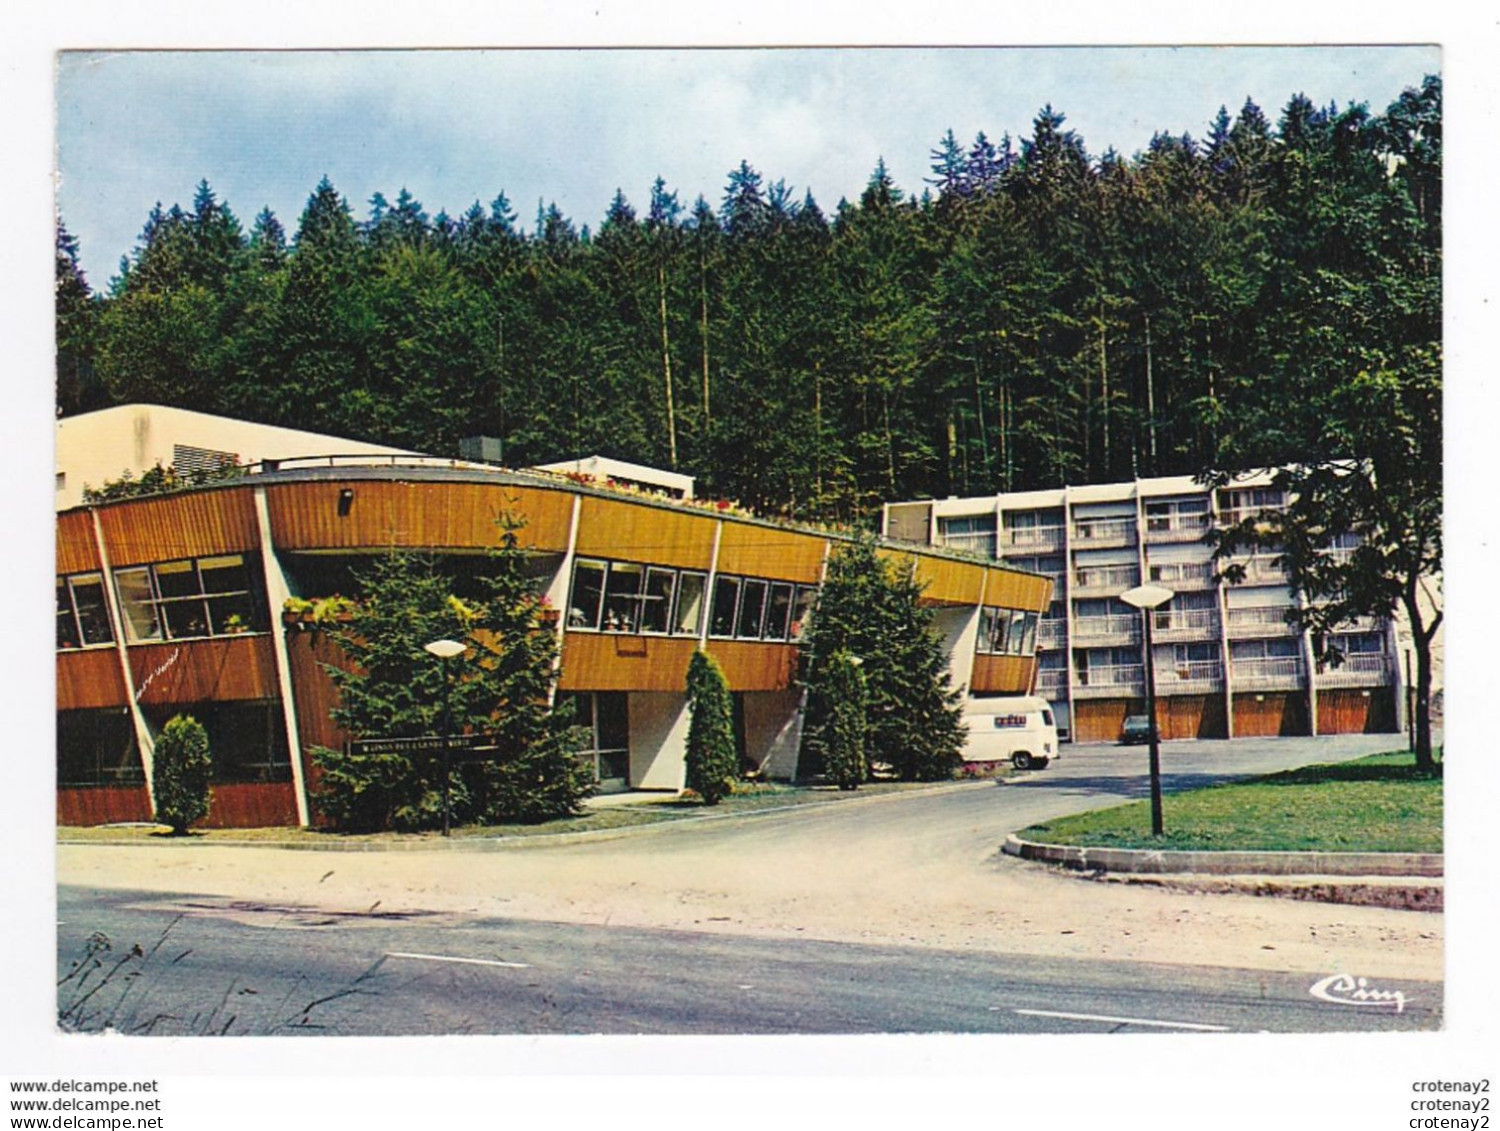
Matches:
[685,651,737,805]
[153,714,211,834]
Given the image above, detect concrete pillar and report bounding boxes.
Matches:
[743,690,805,780]
[628,691,690,790]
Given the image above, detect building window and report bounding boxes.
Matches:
[736,579,769,640]
[674,572,707,636]
[639,567,677,634]
[57,709,142,788]
[143,701,291,784]
[709,575,741,638]
[764,583,794,641]
[57,573,114,650]
[602,562,644,632]
[111,555,263,644]
[976,607,1039,656]
[560,691,630,786]
[569,560,608,629]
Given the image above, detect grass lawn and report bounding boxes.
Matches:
[57,779,957,846]
[1018,751,1443,854]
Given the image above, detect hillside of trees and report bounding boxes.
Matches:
[56,78,1440,527]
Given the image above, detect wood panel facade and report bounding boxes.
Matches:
[558,633,701,693]
[969,654,1038,696]
[98,488,260,567]
[716,523,826,584]
[1232,691,1311,737]
[57,649,127,710]
[574,496,717,571]
[704,640,799,693]
[984,567,1053,615]
[266,480,576,553]
[1156,694,1228,740]
[198,782,301,829]
[1073,699,1134,744]
[1315,688,1397,735]
[128,637,280,705]
[57,786,153,827]
[56,511,101,575]
[285,630,356,800]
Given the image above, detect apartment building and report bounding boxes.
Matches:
[56,406,1050,827]
[885,473,1404,744]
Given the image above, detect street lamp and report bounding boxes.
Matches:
[1120,583,1174,837]
[424,638,466,837]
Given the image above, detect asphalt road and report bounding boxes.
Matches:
[56,733,1437,1036]
[57,885,1439,1036]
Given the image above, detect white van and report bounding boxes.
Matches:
[962,695,1059,771]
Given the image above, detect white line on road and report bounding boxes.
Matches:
[1013,1009,1229,1032]
[386,951,531,969]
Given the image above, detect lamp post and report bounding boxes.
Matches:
[424,638,466,837]
[1120,583,1174,837]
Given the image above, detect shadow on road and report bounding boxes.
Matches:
[1004,771,1257,800]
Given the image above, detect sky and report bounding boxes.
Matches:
[56,45,1440,287]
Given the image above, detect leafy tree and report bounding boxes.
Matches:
[684,650,737,805]
[153,714,212,835]
[799,538,964,782]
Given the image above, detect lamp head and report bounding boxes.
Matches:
[424,639,466,659]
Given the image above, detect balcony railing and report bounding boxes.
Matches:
[1230,656,1306,690]
[1072,517,1136,547]
[1036,669,1069,696]
[1315,654,1392,687]
[1230,557,1290,585]
[1003,525,1066,552]
[1037,619,1068,648]
[1151,607,1220,639]
[937,531,997,558]
[1073,663,1145,698]
[1072,565,1141,596]
[1072,613,1140,643]
[1154,660,1225,694]
[1146,561,1216,590]
[1144,513,1212,544]
[1225,606,1300,637]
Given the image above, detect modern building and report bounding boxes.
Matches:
[55,406,1051,828]
[884,473,1409,745]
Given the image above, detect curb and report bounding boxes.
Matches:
[58,779,990,854]
[1089,872,1443,914]
[1001,833,1444,877]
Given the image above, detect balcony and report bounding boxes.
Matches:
[1145,561,1216,591]
[1225,606,1300,637]
[1071,516,1136,549]
[1072,613,1140,645]
[1230,656,1306,691]
[1314,654,1392,688]
[1071,564,1141,597]
[1073,663,1145,699]
[1036,668,1069,697]
[1154,660,1225,695]
[937,531,997,558]
[1037,619,1069,648]
[1003,525,1066,553]
[1229,557,1290,585]
[1144,513,1212,545]
[1150,607,1220,641]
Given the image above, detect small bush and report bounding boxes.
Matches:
[685,651,737,805]
[153,715,211,834]
[822,652,868,790]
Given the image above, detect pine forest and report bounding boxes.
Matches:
[56,79,1440,528]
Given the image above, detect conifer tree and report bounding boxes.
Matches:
[685,650,737,805]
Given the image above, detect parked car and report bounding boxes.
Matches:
[1119,714,1152,745]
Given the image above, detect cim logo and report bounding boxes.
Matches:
[992,715,1028,729]
[1309,973,1408,1014]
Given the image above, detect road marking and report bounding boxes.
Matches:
[1013,1009,1229,1032]
[385,951,531,969]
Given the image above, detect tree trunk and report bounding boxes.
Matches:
[1404,589,1438,773]
[1144,313,1158,473]
[658,261,678,469]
